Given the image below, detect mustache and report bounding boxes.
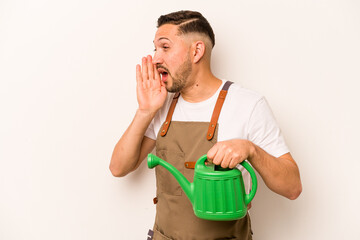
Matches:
[156,65,170,74]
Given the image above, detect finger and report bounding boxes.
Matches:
[212,146,224,166]
[160,80,166,93]
[207,144,219,162]
[136,64,143,87]
[221,149,232,168]
[147,55,154,82]
[142,57,148,81]
[229,159,238,169]
[154,64,161,87]
[160,79,165,88]
[230,151,246,168]
[145,56,153,88]
[229,157,243,169]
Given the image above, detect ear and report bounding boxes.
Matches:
[192,41,206,63]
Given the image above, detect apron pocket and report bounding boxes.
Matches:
[155,150,184,196]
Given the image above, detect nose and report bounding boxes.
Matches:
[152,51,163,65]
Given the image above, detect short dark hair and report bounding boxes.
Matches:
[157,10,215,48]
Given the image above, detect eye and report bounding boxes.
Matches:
[153,44,169,52]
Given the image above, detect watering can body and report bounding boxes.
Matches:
[148,154,257,221]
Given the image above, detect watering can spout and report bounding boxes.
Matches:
[147,154,194,203]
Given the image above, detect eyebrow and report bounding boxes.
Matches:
[153,37,172,43]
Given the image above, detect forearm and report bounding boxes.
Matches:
[248,143,302,200]
[110,55,166,177]
[109,109,155,177]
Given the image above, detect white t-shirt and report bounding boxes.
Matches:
[145,79,289,192]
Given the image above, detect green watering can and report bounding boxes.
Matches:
[147,153,257,221]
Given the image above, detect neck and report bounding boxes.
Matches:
[180,66,222,103]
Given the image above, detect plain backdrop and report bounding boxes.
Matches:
[1,0,360,239]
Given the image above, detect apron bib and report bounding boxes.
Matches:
[152,81,252,240]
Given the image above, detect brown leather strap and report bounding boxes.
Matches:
[160,81,233,139]
[185,161,210,168]
[207,81,233,140]
[184,162,196,169]
[160,92,180,137]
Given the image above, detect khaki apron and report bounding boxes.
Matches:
[152,81,252,240]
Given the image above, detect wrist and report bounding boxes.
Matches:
[247,141,257,162]
[136,108,157,119]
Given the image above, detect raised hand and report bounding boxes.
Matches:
[136,55,167,114]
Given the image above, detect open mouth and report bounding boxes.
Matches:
[157,67,169,82]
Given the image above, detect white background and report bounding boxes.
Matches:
[1,0,360,239]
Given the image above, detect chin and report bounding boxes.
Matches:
[164,81,175,93]
[166,87,177,93]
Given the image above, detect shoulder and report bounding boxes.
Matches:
[226,81,264,107]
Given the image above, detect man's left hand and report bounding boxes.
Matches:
[206,139,255,168]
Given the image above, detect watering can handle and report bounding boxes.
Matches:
[240,161,258,206]
[196,155,208,169]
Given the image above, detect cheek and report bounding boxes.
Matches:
[164,56,178,72]
[168,52,188,68]
[168,52,182,64]
[164,46,189,71]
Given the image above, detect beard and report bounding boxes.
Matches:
[166,55,192,93]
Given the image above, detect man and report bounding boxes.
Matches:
[110,10,302,240]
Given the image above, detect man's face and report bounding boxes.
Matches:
[153,24,192,93]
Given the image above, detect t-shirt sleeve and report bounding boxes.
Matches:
[144,119,156,140]
[247,97,289,157]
